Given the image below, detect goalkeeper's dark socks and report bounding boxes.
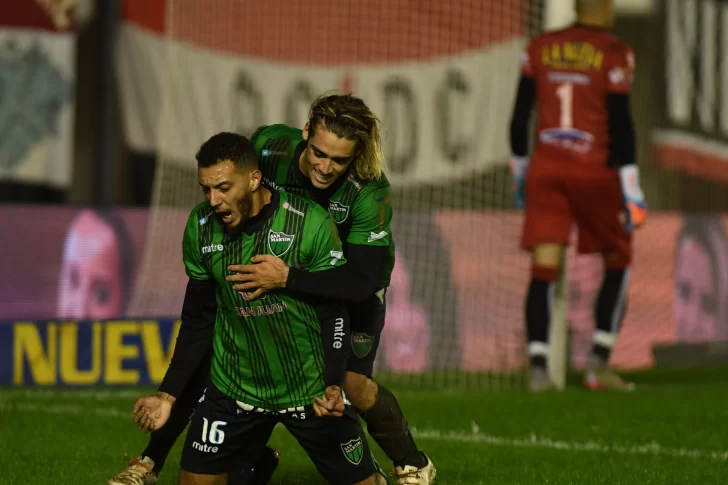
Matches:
[360,383,428,469]
[526,278,554,370]
[592,268,630,361]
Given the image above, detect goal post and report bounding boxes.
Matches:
[542,0,575,391]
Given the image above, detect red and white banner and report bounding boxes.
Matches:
[653,0,728,183]
[0,1,76,190]
[118,0,532,185]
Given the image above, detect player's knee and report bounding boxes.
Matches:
[602,251,631,270]
[343,372,377,412]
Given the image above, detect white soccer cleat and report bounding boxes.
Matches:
[584,363,635,391]
[391,455,437,485]
[107,456,157,485]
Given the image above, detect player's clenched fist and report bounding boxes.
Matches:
[313,385,345,418]
[132,392,175,432]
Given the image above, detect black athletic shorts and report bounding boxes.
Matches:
[180,382,377,485]
[346,288,387,378]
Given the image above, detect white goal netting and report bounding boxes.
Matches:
[123,0,545,389]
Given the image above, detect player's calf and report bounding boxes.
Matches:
[345,373,430,474]
[592,255,630,363]
[526,259,561,374]
[584,254,635,391]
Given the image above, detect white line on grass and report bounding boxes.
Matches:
[1,400,725,462]
[410,425,728,461]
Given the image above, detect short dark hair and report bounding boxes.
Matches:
[196,132,259,169]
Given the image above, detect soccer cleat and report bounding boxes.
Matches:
[227,446,280,485]
[391,454,437,485]
[107,456,157,485]
[528,367,557,392]
[584,360,635,391]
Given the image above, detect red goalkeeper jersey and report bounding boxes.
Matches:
[521,24,634,166]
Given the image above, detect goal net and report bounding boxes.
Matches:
[122,0,545,389]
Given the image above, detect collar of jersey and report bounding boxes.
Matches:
[240,188,279,235]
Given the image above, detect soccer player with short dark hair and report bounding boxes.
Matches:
[509,0,647,391]
[109,133,385,485]
[227,93,436,484]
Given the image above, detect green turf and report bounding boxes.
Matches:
[1,367,727,484]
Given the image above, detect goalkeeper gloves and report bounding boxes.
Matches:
[510,156,529,209]
[619,164,647,232]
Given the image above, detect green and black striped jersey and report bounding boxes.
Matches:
[252,124,395,289]
[182,190,346,411]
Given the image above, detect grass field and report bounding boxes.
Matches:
[1,367,727,485]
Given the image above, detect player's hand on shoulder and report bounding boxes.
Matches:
[132,392,175,432]
[510,156,529,209]
[618,165,647,231]
[313,385,345,418]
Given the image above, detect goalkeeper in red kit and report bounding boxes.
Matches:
[509,0,647,391]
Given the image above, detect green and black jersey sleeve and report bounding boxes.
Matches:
[286,178,395,301]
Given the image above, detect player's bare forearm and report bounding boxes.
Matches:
[158,278,217,398]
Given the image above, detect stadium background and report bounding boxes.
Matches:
[3,2,728,484]
[2,0,726,386]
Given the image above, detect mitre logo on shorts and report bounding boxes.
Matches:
[328,201,350,224]
[268,230,294,257]
[352,333,374,358]
[341,437,364,465]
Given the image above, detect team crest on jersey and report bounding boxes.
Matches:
[340,437,364,465]
[352,333,374,358]
[328,201,350,224]
[268,230,295,257]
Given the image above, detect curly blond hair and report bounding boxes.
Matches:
[308,92,386,181]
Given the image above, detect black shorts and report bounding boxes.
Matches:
[180,382,378,485]
[346,288,387,378]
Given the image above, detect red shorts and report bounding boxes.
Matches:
[521,156,632,264]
